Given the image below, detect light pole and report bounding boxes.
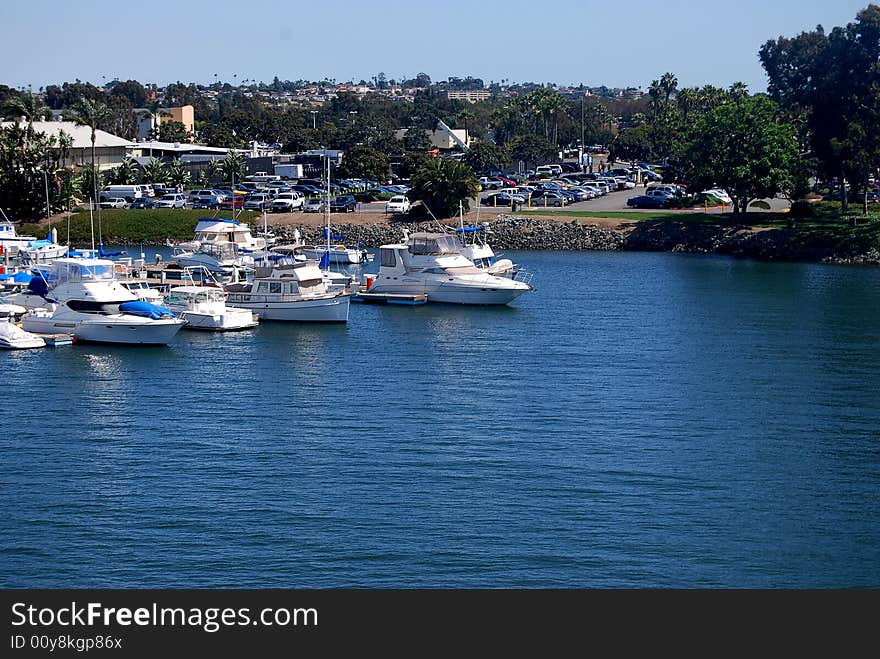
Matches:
[310,110,318,129]
[580,93,585,172]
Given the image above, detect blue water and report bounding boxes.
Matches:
[2,251,879,588]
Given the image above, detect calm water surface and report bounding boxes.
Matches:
[2,251,879,587]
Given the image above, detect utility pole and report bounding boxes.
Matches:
[580,93,585,172]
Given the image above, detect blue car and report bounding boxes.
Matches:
[626,195,668,209]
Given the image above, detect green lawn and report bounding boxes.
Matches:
[19,208,260,243]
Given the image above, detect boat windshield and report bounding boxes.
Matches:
[54,262,116,283]
[408,235,460,256]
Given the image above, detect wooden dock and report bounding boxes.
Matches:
[352,292,428,305]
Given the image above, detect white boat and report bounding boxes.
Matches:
[301,243,367,265]
[21,257,185,345]
[164,285,258,331]
[0,222,68,263]
[0,318,45,350]
[172,218,268,275]
[225,262,350,322]
[366,230,532,305]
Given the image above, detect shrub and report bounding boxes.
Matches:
[788,200,815,218]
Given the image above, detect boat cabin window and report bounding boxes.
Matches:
[256,282,270,293]
[380,248,398,268]
[269,282,282,294]
[408,235,460,256]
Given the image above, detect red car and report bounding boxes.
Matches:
[218,195,245,209]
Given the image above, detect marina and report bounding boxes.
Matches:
[3,249,879,588]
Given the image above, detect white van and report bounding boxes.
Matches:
[100,185,143,203]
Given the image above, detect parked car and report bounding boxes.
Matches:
[385,195,411,213]
[155,193,187,208]
[303,198,326,213]
[529,191,565,207]
[218,195,245,210]
[701,188,733,204]
[481,192,527,207]
[243,193,273,211]
[329,195,357,212]
[99,197,128,209]
[188,189,225,207]
[271,192,305,212]
[129,197,155,209]
[626,195,668,209]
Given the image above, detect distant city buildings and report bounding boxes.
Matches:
[445,89,491,103]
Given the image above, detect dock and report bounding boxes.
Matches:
[34,333,74,347]
[352,292,428,305]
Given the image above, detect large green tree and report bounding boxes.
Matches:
[463,142,510,174]
[337,145,391,181]
[408,158,478,218]
[682,95,798,215]
[760,5,880,215]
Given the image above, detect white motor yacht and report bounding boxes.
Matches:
[300,243,367,264]
[21,258,185,345]
[366,231,532,305]
[164,285,258,331]
[172,218,268,275]
[225,262,350,322]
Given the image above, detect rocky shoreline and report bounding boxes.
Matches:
[109,215,879,265]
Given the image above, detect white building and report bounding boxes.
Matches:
[0,119,135,170]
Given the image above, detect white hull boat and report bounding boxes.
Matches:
[301,245,365,264]
[226,262,350,322]
[0,319,45,350]
[367,231,532,305]
[164,285,258,331]
[20,257,185,345]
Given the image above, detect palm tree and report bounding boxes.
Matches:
[140,98,170,138]
[457,107,475,136]
[3,92,49,146]
[73,98,112,241]
[409,158,479,217]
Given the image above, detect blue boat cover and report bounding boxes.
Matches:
[321,228,346,241]
[27,239,53,248]
[319,251,331,269]
[98,244,125,257]
[455,226,486,234]
[119,301,175,319]
[13,271,33,283]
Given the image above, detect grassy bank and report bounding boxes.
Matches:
[18,209,259,244]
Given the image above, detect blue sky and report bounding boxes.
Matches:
[0,0,870,91]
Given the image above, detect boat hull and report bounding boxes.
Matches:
[227,295,349,322]
[177,309,258,331]
[24,313,185,345]
[369,278,530,305]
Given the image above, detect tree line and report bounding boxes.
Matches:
[2,5,879,220]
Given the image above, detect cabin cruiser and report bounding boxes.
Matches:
[270,233,360,297]
[225,262,350,322]
[20,257,185,345]
[366,231,532,305]
[164,285,258,331]
[172,218,268,275]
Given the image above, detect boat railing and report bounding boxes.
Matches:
[513,269,534,287]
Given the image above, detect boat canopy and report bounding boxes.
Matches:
[407,233,461,256]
